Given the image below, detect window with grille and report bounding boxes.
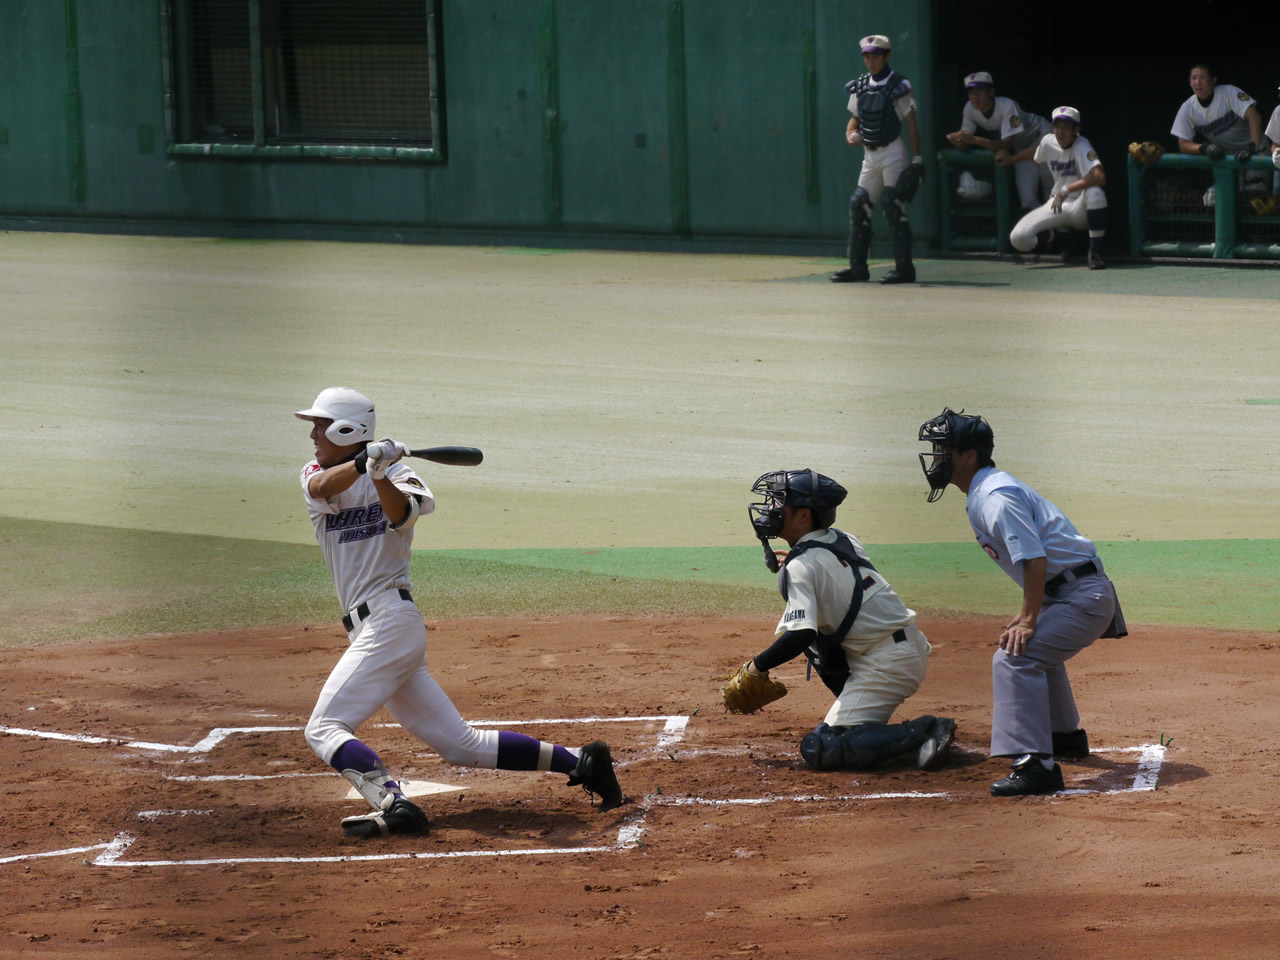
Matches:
[165,0,443,159]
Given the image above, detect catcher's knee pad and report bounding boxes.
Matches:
[882,187,908,225]
[849,187,873,228]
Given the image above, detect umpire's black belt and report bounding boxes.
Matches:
[343,588,413,631]
[1046,560,1098,591]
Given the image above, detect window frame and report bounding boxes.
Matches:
[160,0,446,162]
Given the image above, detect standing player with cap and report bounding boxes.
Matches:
[917,408,1126,797]
[1173,63,1268,195]
[1005,106,1108,269]
[295,387,625,838]
[831,34,925,285]
[946,71,1053,211]
[719,469,957,774]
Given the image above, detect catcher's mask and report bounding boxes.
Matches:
[917,407,994,503]
[749,470,848,568]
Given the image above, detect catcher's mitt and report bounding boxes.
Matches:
[1128,140,1165,168]
[894,161,925,201]
[721,662,787,714]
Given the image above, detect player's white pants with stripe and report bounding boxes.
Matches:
[1009,186,1107,252]
[305,593,499,768]
[1014,159,1055,209]
[989,572,1116,757]
[856,136,909,204]
[825,623,930,727]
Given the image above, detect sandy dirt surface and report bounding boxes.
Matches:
[2,614,1279,959]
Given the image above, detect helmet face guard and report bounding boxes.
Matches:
[917,407,993,502]
[748,470,848,571]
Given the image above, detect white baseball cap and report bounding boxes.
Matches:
[964,71,994,88]
[860,34,891,53]
[1052,105,1081,124]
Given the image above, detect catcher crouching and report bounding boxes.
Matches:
[720,470,956,772]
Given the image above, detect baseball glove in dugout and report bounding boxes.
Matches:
[1128,140,1165,168]
[721,662,788,714]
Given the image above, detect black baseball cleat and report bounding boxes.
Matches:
[830,266,871,283]
[1087,248,1106,270]
[917,717,958,771]
[879,268,916,284]
[990,754,1065,797]
[1052,728,1090,762]
[341,795,430,838]
[568,741,627,812]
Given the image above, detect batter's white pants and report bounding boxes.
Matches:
[825,623,930,727]
[989,572,1117,757]
[1010,186,1107,252]
[305,590,499,768]
[1014,159,1055,209]
[856,136,909,203]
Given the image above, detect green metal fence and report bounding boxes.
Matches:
[936,148,1016,255]
[1128,153,1280,260]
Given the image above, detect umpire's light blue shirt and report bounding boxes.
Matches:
[965,467,1098,587]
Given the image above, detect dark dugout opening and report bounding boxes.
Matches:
[932,0,1277,256]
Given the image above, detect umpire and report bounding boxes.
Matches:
[918,408,1127,797]
[831,34,925,285]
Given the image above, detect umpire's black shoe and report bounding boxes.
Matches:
[990,754,1065,797]
[830,266,870,283]
[341,795,430,838]
[1087,247,1106,270]
[917,717,958,771]
[568,741,627,812]
[879,268,916,284]
[1053,728,1090,761]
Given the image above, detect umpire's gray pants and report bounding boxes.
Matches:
[990,572,1117,757]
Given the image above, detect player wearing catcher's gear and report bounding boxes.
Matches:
[295,387,625,838]
[918,408,1127,797]
[831,34,924,285]
[947,71,1053,210]
[722,469,956,773]
[1005,106,1108,270]
[1173,64,1268,197]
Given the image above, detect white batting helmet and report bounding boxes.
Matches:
[295,387,376,446]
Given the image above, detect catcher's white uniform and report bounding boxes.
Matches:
[300,459,499,768]
[1009,132,1107,253]
[849,80,916,202]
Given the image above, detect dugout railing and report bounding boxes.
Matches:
[1128,153,1280,260]
[936,149,1016,256]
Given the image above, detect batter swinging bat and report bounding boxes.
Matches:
[368,443,484,466]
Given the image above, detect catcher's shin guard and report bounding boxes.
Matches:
[800,719,934,771]
[847,187,873,269]
[881,217,916,284]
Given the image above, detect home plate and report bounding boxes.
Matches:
[343,780,464,801]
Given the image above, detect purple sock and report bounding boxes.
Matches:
[330,739,399,790]
[496,731,578,774]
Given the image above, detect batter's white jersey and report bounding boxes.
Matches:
[961,96,1049,152]
[775,528,915,648]
[1171,85,1256,151]
[300,460,435,613]
[1033,132,1102,193]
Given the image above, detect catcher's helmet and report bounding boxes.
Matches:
[748,469,848,540]
[295,387,376,446]
[917,407,994,503]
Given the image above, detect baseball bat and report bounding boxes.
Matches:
[368,443,483,466]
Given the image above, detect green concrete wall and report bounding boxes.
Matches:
[0,0,935,252]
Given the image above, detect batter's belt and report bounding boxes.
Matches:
[343,587,414,632]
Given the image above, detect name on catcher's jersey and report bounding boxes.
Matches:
[775,528,915,648]
[964,467,1097,587]
[1033,133,1101,189]
[301,460,435,612]
[1171,85,1255,150]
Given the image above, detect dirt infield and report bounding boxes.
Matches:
[2,614,1278,959]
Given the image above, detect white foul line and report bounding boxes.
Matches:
[0,843,113,865]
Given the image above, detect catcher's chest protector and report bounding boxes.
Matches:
[845,72,909,148]
[779,533,877,646]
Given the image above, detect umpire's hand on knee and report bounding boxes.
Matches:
[999,618,1035,656]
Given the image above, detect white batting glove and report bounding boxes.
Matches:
[1050,186,1070,214]
[367,438,407,480]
